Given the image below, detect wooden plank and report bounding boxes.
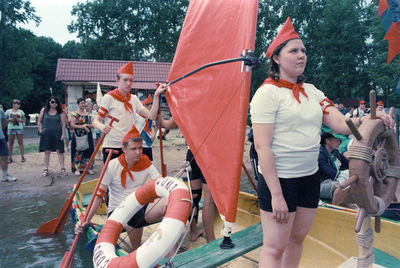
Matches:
[160,223,262,267]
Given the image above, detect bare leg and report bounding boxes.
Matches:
[1,156,7,174]
[202,183,216,242]
[44,150,51,170]
[282,207,317,268]
[17,134,24,158]
[126,198,167,251]
[189,178,204,241]
[56,150,65,169]
[7,134,14,159]
[259,210,295,267]
[126,225,143,251]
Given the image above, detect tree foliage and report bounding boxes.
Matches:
[1,0,400,113]
[68,0,188,61]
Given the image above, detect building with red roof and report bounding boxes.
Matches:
[55,58,171,113]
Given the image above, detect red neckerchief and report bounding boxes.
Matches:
[118,153,152,189]
[107,88,133,113]
[262,78,308,103]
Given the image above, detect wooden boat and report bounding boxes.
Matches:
[70,179,400,268]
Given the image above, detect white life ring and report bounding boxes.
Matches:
[93,176,191,268]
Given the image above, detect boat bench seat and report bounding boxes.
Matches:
[160,222,262,267]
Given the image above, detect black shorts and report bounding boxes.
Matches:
[142,147,153,161]
[257,172,320,213]
[186,149,206,184]
[102,147,124,163]
[0,138,8,156]
[108,204,149,229]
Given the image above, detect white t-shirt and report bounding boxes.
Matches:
[102,157,160,212]
[250,82,327,178]
[99,93,145,148]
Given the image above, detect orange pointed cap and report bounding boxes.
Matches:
[377,101,384,106]
[265,17,301,58]
[359,100,365,105]
[122,126,141,145]
[117,61,134,75]
[142,94,152,105]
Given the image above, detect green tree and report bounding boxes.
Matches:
[68,0,189,61]
[22,36,65,114]
[0,0,40,105]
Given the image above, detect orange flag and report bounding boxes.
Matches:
[166,0,258,229]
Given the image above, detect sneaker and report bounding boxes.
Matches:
[7,157,13,163]
[21,157,26,162]
[74,170,80,176]
[43,169,49,177]
[88,170,95,175]
[2,174,17,182]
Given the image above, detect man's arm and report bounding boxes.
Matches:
[75,184,108,234]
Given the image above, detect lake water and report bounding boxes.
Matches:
[0,193,93,267]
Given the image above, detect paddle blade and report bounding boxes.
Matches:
[36,198,71,234]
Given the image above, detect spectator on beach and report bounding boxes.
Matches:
[38,96,67,176]
[5,99,26,163]
[337,103,348,115]
[0,105,6,141]
[353,100,368,117]
[249,17,394,267]
[75,126,168,251]
[345,106,354,118]
[376,101,386,113]
[91,103,102,159]
[135,95,157,160]
[92,61,167,162]
[318,133,350,206]
[70,97,95,176]
[0,107,17,182]
[61,104,71,152]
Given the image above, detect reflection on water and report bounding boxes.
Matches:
[0,194,93,267]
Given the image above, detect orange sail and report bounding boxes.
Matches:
[165,0,258,228]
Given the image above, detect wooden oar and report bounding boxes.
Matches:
[59,148,118,268]
[159,116,167,177]
[36,115,119,234]
[155,83,167,177]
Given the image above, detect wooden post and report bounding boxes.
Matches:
[357,216,374,268]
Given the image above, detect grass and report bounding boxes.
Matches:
[10,143,39,155]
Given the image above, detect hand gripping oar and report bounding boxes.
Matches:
[36,115,119,234]
[59,148,118,268]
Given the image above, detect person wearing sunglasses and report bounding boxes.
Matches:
[38,96,67,176]
[5,99,26,163]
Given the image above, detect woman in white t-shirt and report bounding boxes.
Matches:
[250,17,394,267]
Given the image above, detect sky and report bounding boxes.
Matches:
[21,0,81,45]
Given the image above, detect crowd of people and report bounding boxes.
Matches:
[1,18,398,267]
